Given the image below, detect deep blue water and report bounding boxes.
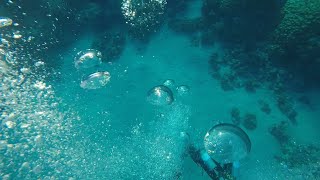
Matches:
[1,0,320,179]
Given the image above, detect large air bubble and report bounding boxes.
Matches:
[74,49,102,69]
[147,85,174,105]
[0,17,13,28]
[80,71,111,89]
[204,123,251,164]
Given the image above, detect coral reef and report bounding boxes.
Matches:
[276,141,320,169]
[269,120,320,177]
[271,0,320,53]
[208,46,280,92]
[269,121,289,145]
[166,0,189,17]
[168,18,203,34]
[91,31,126,62]
[258,100,271,114]
[201,0,281,43]
[75,2,103,25]
[242,113,257,130]
[230,107,240,125]
[276,94,297,124]
[268,0,320,85]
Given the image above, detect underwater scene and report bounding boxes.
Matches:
[0,0,320,179]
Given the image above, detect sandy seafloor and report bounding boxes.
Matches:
[50,1,320,179]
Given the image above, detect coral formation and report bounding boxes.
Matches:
[277,94,297,124]
[91,31,126,62]
[270,121,320,178]
[276,141,320,169]
[230,107,240,125]
[269,121,289,145]
[258,100,271,114]
[271,0,320,53]
[201,0,281,43]
[168,18,203,34]
[242,113,257,130]
[269,0,320,84]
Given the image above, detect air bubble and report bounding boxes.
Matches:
[163,79,175,89]
[176,85,190,96]
[147,85,174,106]
[80,71,111,89]
[74,49,102,69]
[0,17,13,28]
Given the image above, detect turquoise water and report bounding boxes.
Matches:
[1,0,320,179]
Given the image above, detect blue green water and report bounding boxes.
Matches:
[1,0,320,179]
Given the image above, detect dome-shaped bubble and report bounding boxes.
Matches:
[74,49,102,69]
[176,85,190,96]
[163,79,175,89]
[147,85,174,106]
[80,71,111,89]
[204,123,251,164]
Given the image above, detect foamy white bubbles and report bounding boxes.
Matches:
[74,49,102,70]
[147,85,174,106]
[80,71,111,89]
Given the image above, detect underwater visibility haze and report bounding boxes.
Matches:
[0,0,320,179]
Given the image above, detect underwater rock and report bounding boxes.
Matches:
[91,31,126,62]
[277,94,297,124]
[275,141,320,169]
[242,113,257,130]
[121,0,167,42]
[230,107,240,125]
[75,2,103,25]
[201,0,281,43]
[268,0,320,86]
[258,100,271,114]
[168,18,203,34]
[269,121,289,145]
[244,80,259,93]
[271,0,320,53]
[220,75,234,91]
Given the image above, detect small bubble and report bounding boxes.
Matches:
[20,67,30,74]
[163,79,175,88]
[176,85,190,96]
[35,61,44,67]
[34,81,46,90]
[13,32,22,39]
[5,120,15,129]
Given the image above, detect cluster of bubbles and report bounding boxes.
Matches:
[74,49,111,89]
[95,104,191,179]
[121,0,167,39]
[147,79,190,106]
[0,27,84,178]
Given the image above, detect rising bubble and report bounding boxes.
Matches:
[147,85,174,106]
[0,17,13,28]
[74,49,102,69]
[80,71,111,89]
[163,79,175,89]
[176,85,190,96]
